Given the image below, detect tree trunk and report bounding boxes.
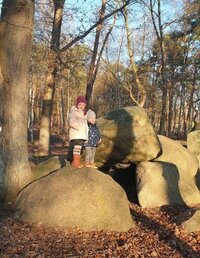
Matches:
[158,37,167,135]
[28,83,35,142]
[179,38,188,138]
[167,67,176,137]
[186,60,198,130]
[149,0,167,135]
[36,0,65,156]
[177,89,184,139]
[123,4,147,107]
[0,0,35,201]
[85,0,107,108]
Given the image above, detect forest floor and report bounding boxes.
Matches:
[0,132,200,258]
[1,203,200,257]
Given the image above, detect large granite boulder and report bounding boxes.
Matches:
[96,106,162,167]
[14,166,134,232]
[136,136,200,208]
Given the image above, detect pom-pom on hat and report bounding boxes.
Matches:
[87,110,96,120]
[76,96,86,106]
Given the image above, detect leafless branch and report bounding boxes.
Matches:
[59,0,135,53]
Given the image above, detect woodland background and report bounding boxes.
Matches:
[16,0,200,146]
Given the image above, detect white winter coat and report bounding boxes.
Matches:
[68,106,90,141]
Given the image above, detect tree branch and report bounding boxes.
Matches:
[59,0,135,53]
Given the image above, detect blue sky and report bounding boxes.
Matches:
[0,0,186,64]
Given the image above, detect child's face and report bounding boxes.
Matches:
[77,102,86,111]
[88,118,95,124]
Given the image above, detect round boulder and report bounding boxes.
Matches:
[14,166,134,232]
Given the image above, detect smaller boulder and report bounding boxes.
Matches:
[176,209,200,233]
[136,161,200,208]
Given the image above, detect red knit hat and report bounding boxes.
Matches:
[76,96,86,105]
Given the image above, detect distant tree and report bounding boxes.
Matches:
[122,3,147,107]
[0,0,35,201]
[149,0,168,134]
[36,0,65,156]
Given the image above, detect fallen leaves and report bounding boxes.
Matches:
[0,203,199,257]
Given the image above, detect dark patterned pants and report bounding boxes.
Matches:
[67,139,85,162]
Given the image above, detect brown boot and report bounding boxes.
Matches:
[84,162,90,168]
[71,155,83,168]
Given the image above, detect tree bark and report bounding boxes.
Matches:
[167,66,176,137]
[186,60,198,131]
[36,0,65,156]
[0,0,35,201]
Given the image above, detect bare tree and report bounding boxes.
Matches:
[186,60,199,131]
[149,0,167,134]
[86,0,117,108]
[122,2,147,107]
[86,0,107,107]
[36,0,65,156]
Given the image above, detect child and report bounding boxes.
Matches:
[67,96,89,168]
[85,110,101,168]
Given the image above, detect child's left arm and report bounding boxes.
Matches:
[96,125,101,143]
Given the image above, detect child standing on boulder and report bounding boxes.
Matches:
[84,110,101,168]
[67,96,89,168]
